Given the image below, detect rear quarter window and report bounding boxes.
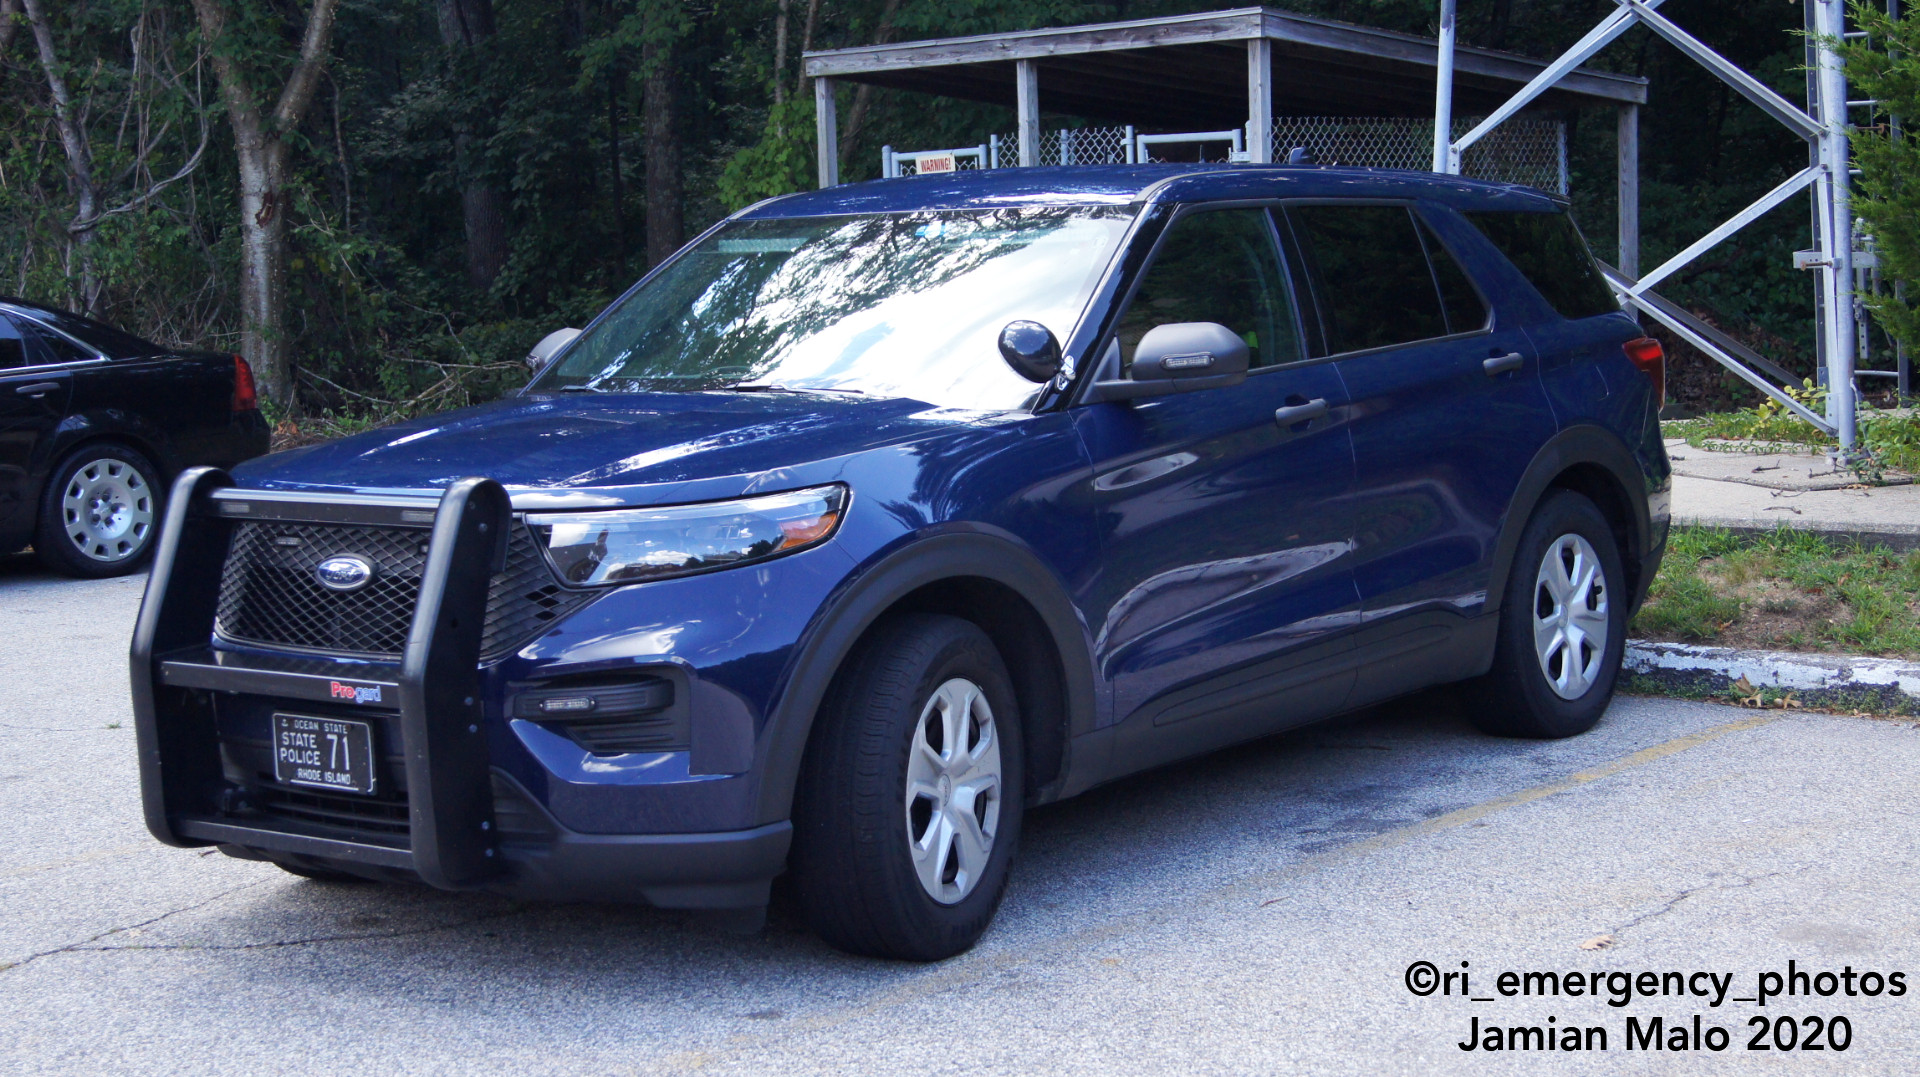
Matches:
[1464,210,1620,320]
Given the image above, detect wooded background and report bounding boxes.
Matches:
[0,1,1867,423]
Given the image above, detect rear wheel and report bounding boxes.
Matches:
[1470,490,1626,739]
[35,443,160,578]
[792,613,1024,961]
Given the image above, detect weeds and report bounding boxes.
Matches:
[1630,526,1920,657]
[1663,382,1920,480]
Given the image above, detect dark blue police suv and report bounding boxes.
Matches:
[133,165,1669,960]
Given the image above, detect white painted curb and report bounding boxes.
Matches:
[1625,640,1920,699]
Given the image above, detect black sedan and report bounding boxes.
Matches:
[0,298,270,577]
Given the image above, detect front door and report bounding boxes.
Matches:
[1072,205,1360,771]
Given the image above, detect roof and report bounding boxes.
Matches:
[739,163,1567,218]
[803,7,1646,128]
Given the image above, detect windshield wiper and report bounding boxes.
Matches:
[554,384,602,393]
[726,383,863,395]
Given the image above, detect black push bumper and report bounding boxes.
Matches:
[129,469,787,909]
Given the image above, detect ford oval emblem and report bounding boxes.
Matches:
[315,554,376,593]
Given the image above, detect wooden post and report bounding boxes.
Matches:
[1247,38,1273,164]
[1617,102,1639,277]
[1016,59,1039,167]
[815,77,839,188]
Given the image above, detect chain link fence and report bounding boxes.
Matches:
[923,115,1568,192]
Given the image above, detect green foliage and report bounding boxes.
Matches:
[0,0,1878,432]
[717,95,816,210]
[1838,2,1920,352]
[1666,383,1920,478]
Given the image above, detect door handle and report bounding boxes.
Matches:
[12,381,61,397]
[1273,398,1329,427]
[1483,352,1525,376]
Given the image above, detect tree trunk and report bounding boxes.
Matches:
[21,0,101,313]
[643,34,681,268]
[436,0,507,290]
[190,0,342,408]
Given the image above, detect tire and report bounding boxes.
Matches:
[34,443,162,578]
[1470,490,1627,739]
[791,613,1025,961]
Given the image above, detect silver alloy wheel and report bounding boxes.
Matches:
[1532,533,1610,700]
[60,457,154,563]
[904,676,1003,905]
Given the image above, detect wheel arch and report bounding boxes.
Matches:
[751,530,1098,824]
[1486,425,1654,618]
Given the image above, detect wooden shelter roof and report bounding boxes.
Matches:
[803,7,1647,128]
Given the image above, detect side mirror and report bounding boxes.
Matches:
[525,327,583,372]
[998,320,1062,383]
[1085,322,1249,402]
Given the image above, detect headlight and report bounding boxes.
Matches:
[528,484,847,586]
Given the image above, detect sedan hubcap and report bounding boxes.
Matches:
[904,677,1002,905]
[1532,533,1609,700]
[61,458,153,563]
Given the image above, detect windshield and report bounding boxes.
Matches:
[530,206,1136,411]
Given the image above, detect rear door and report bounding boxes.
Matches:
[1072,205,1360,770]
[1279,201,1557,706]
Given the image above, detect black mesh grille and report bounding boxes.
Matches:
[253,785,410,841]
[216,518,594,659]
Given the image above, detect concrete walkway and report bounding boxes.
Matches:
[1665,438,1920,549]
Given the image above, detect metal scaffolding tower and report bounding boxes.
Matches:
[1432,0,1881,455]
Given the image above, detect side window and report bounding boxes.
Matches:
[18,320,93,366]
[1417,218,1490,335]
[1115,207,1301,371]
[1287,204,1449,354]
[0,317,26,370]
[1464,209,1619,320]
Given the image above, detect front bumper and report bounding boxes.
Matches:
[130,469,788,908]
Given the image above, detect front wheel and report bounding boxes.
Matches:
[35,444,161,578]
[791,613,1024,961]
[1470,490,1627,739]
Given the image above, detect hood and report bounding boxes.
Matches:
[236,391,981,497]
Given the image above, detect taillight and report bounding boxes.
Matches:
[1623,336,1664,407]
[232,354,259,413]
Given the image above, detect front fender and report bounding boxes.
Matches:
[749,527,1099,824]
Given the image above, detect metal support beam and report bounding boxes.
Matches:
[814,78,839,188]
[1623,0,1824,140]
[1813,0,1859,453]
[1632,165,1820,294]
[1617,103,1640,277]
[1247,39,1273,164]
[1432,0,1458,172]
[1453,1,1663,158]
[1016,60,1040,167]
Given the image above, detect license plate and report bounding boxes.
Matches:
[272,713,376,795]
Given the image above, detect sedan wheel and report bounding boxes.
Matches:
[35,444,162,578]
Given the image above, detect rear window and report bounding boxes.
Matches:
[1464,210,1619,320]
[1283,204,1485,355]
[4,304,157,358]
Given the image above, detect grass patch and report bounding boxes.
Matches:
[1630,526,1920,658]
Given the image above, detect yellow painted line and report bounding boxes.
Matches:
[659,711,1785,1071]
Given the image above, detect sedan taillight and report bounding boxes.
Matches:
[1623,336,1664,407]
[232,354,259,413]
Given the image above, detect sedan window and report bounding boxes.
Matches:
[18,320,94,366]
[0,317,25,370]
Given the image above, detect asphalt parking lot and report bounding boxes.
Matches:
[3,552,1917,1075]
